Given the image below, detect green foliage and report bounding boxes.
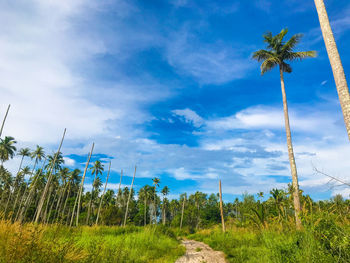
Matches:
[0,221,185,263]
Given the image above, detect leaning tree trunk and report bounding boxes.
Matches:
[96,161,111,225]
[35,128,66,223]
[0,104,10,138]
[75,143,94,226]
[123,166,136,227]
[280,67,302,230]
[314,0,350,140]
[219,180,225,233]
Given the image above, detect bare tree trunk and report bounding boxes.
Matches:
[0,104,10,138]
[219,180,225,233]
[35,128,66,223]
[280,68,302,230]
[96,161,111,225]
[180,195,186,229]
[75,143,94,226]
[123,166,136,227]
[314,0,350,140]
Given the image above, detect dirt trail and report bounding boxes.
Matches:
[175,239,227,263]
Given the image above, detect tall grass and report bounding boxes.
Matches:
[0,220,184,263]
[187,219,350,263]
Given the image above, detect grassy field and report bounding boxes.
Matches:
[187,221,350,263]
[0,221,185,263]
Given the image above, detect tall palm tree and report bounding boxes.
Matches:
[86,160,104,225]
[152,177,160,224]
[161,186,169,225]
[314,0,350,140]
[0,136,17,165]
[253,29,316,229]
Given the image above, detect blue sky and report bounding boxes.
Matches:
[1,0,350,201]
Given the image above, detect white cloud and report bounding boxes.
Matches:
[165,28,253,84]
[172,108,204,127]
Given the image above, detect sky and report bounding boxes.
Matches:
[1,0,350,201]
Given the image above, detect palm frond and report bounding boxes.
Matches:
[281,34,303,53]
[285,51,317,61]
[252,49,274,62]
[281,62,292,73]
[260,57,279,75]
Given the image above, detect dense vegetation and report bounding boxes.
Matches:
[0,222,184,263]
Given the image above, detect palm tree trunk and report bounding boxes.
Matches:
[314,0,350,140]
[35,128,66,223]
[96,161,111,225]
[18,158,47,223]
[123,165,136,227]
[144,198,147,226]
[6,155,25,216]
[60,182,71,223]
[280,67,302,230]
[15,158,39,221]
[86,170,98,225]
[180,195,186,229]
[116,169,123,206]
[76,143,94,226]
[0,104,10,138]
[162,197,166,225]
[219,180,225,232]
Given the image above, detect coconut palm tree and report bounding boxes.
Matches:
[161,186,169,225]
[314,0,350,140]
[0,136,17,165]
[253,29,316,229]
[152,177,160,224]
[86,160,104,225]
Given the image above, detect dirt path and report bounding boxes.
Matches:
[175,239,227,263]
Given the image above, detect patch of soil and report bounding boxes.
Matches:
[175,239,227,263]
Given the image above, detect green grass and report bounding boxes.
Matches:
[0,221,185,263]
[187,224,350,263]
